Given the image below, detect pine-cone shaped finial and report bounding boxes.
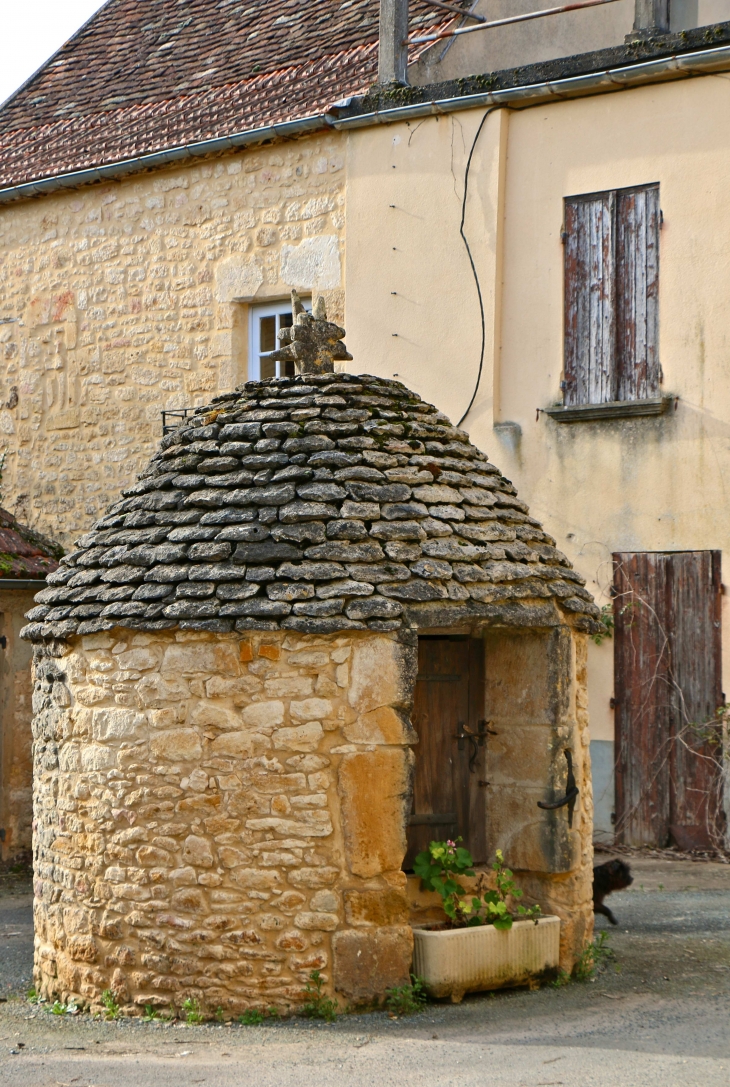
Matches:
[265,290,353,375]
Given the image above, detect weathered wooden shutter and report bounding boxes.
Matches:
[564,184,659,405]
[616,185,660,401]
[613,551,722,848]
[564,192,616,406]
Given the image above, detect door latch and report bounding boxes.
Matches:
[454,719,492,773]
[537,748,579,828]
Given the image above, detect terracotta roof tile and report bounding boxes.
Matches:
[0,508,62,580]
[0,0,449,190]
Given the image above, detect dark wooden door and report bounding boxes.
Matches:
[404,637,486,869]
[614,551,722,848]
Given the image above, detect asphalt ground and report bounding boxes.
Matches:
[1,855,728,1086]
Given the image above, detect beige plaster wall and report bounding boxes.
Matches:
[344,71,730,781]
[0,588,36,859]
[0,133,345,549]
[31,628,416,1015]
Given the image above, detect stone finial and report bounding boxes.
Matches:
[265,290,353,375]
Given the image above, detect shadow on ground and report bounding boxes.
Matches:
[1,857,728,1086]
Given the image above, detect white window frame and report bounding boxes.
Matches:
[248,298,310,381]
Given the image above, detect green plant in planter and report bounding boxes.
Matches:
[414,839,541,929]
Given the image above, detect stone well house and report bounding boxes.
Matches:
[23,308,599,1012]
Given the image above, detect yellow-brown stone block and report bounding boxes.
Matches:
[338,748,414,878]
[332,926,413,1004]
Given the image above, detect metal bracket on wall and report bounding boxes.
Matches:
[537,749,579,828]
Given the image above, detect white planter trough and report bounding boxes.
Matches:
[412,916,561,1002]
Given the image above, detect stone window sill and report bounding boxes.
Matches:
[544,396,674,423]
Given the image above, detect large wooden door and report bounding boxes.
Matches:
[404,637,486,869]
[614,551,722,848]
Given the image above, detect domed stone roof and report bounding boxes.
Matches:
[22,300,599,643]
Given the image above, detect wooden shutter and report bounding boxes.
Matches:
[613,551,722,848]
[564,192,616,406]
[563,184,660,405]
[616,185,660,401]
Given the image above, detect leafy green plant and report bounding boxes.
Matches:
[182,997,204,1024]
[240,1008,265,1025]
[27,987,42,1005]
[591,604,615,645]
[142,1004,159,1022]
[239,1005,282,1025]
[101,990,119,1019]
[50,1001,67,1015]
[574,930,614,982]
[214,1006,225,1023]
[414,840,541,930]
[300,970,338,1022]
[551,932,614,987]
[385,975,428,1016]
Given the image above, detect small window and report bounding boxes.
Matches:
[563,184,660,406]
[248,298,310,381]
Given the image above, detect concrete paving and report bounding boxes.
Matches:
[1,856,729,1086]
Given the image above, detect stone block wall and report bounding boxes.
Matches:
[31,627,415,1015]
[0,133,345,548]
[0,587,36,859]
[483,627,594,968]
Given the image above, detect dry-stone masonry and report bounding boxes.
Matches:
[23,308,601,1012]
[30,626,416,1015]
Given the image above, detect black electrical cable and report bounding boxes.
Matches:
[457,107,498,428]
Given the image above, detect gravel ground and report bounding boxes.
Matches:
[1,857,728,1086]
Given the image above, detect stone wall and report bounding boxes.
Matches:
[31,626,415,1015]
[483,627,594,968]
[0,133,345,549]
[0,587,36,859]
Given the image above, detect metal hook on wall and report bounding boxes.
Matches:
[537,748,579,828]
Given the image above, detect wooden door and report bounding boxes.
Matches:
[404,637,486,869]
[613,551,722,848]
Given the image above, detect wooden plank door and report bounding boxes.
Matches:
[404,637,486,870]
[613,551,722,848]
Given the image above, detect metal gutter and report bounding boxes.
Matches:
[329,41,730,129]
[0,579,49,591]
[1,41,730,204]
[0,114,333,206]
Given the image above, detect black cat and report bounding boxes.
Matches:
[593,859,633,925]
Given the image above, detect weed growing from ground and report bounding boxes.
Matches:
[101,990,119,1019]
[574,931,614,981]
[385,975,428,1016]
[182,997,204,1024]
[552,932,614,988]
[240,1008,265,1025]
[142,1005,159,1022]
[300,970,338,1022]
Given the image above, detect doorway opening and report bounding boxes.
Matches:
[404,636,486,870]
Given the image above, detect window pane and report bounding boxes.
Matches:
[260,356,276,380]
[280,312,293,329]
[260,315,276,353]
[283,359,296,377]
